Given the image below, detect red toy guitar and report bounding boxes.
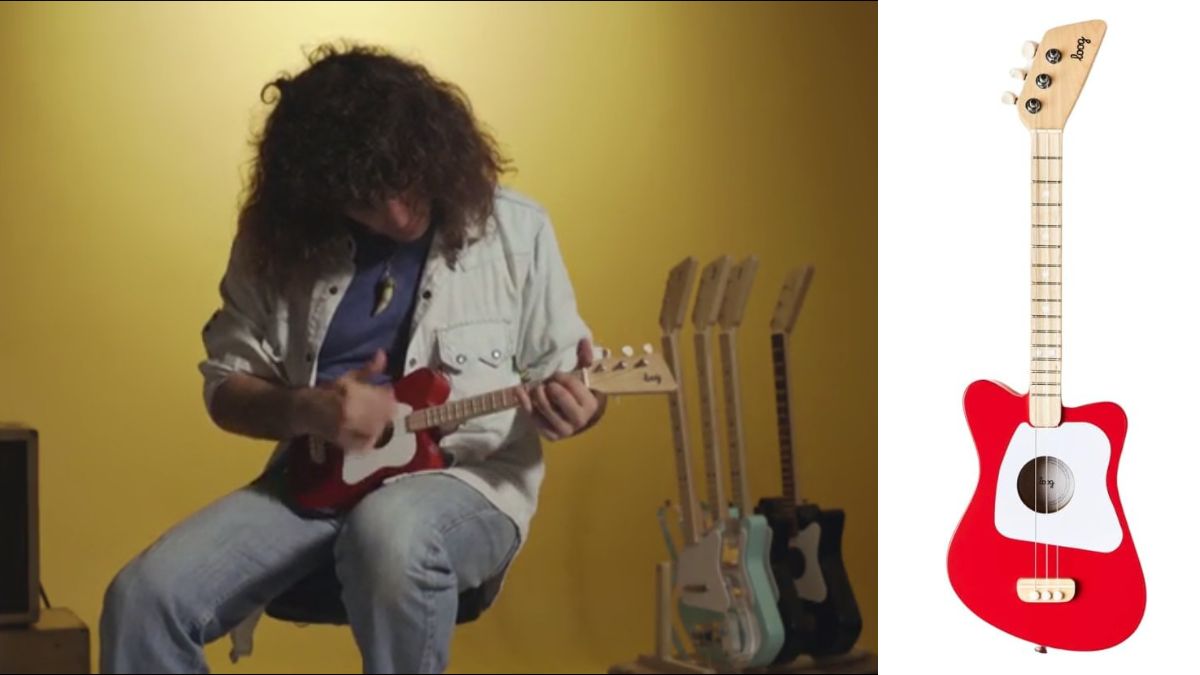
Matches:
[285,346,677,515]
[947,20,1145,652]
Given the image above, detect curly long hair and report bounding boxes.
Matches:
[238,42,510,286]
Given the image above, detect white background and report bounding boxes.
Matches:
[880,1,1200,671]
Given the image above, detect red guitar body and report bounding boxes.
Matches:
[947,380,1145,650]
[283,368,449,515]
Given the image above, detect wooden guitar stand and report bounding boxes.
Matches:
[606,562,877,675]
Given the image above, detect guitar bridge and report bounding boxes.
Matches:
[1017,577,1075,603]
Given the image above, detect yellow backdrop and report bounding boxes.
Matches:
[0,2,876,672]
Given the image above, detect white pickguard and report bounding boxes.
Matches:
[994,422,1122,553]
[341,403,417,484]
[789,522,827,602]
[675,529,732,613]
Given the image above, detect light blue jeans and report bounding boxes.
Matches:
[99,472,519,674]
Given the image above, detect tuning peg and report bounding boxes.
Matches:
[1022,41,1039,60]
[621,345,634,357]
[1009,67,1028,80]
[1001,91,1018,105]
[642,343,654,355]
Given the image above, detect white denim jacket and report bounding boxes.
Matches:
[198,187,590,660]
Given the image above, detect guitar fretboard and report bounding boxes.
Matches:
[771,332,800,505]
[1030,129,1063,428]
[718,330,751,516]
[408,367,589,432]
[661,332,701,545]
[694,329,727,525]
[406,385,527,432]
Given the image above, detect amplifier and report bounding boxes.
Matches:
[0,425,38,626]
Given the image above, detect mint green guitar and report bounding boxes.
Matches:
[688,256,784,668]
[715,256,785,667]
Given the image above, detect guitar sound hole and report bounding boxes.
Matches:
[1017,456,1075,514]
[374,423,395,449]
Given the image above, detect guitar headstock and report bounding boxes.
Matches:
[586,344,677,395]
[659,257,699,335]
[1004,20,1106,130]
[770,265,815,335]
[691,256,733,331]
[718,256,760,330]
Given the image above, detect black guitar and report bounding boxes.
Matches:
[753,267,862,662]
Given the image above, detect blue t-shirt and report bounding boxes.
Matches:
[315,223,432,386]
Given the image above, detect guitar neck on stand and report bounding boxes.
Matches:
[659,258,703,545]
[770,266,815,505]
[691,257,734,528]
[717,256,761,517]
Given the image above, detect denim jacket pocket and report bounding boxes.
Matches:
[435,319,515,378]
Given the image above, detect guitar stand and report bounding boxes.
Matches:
[606,562,878,675]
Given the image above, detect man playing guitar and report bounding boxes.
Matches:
[100,43,605,674]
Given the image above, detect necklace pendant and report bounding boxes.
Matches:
[372,276,395,317]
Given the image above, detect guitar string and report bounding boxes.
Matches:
[1053,130,1060,586]
[1033,130,1040,586]
[1035,130,1063,588]
[1047,130,1060,586]
[1041,130,1046,586]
